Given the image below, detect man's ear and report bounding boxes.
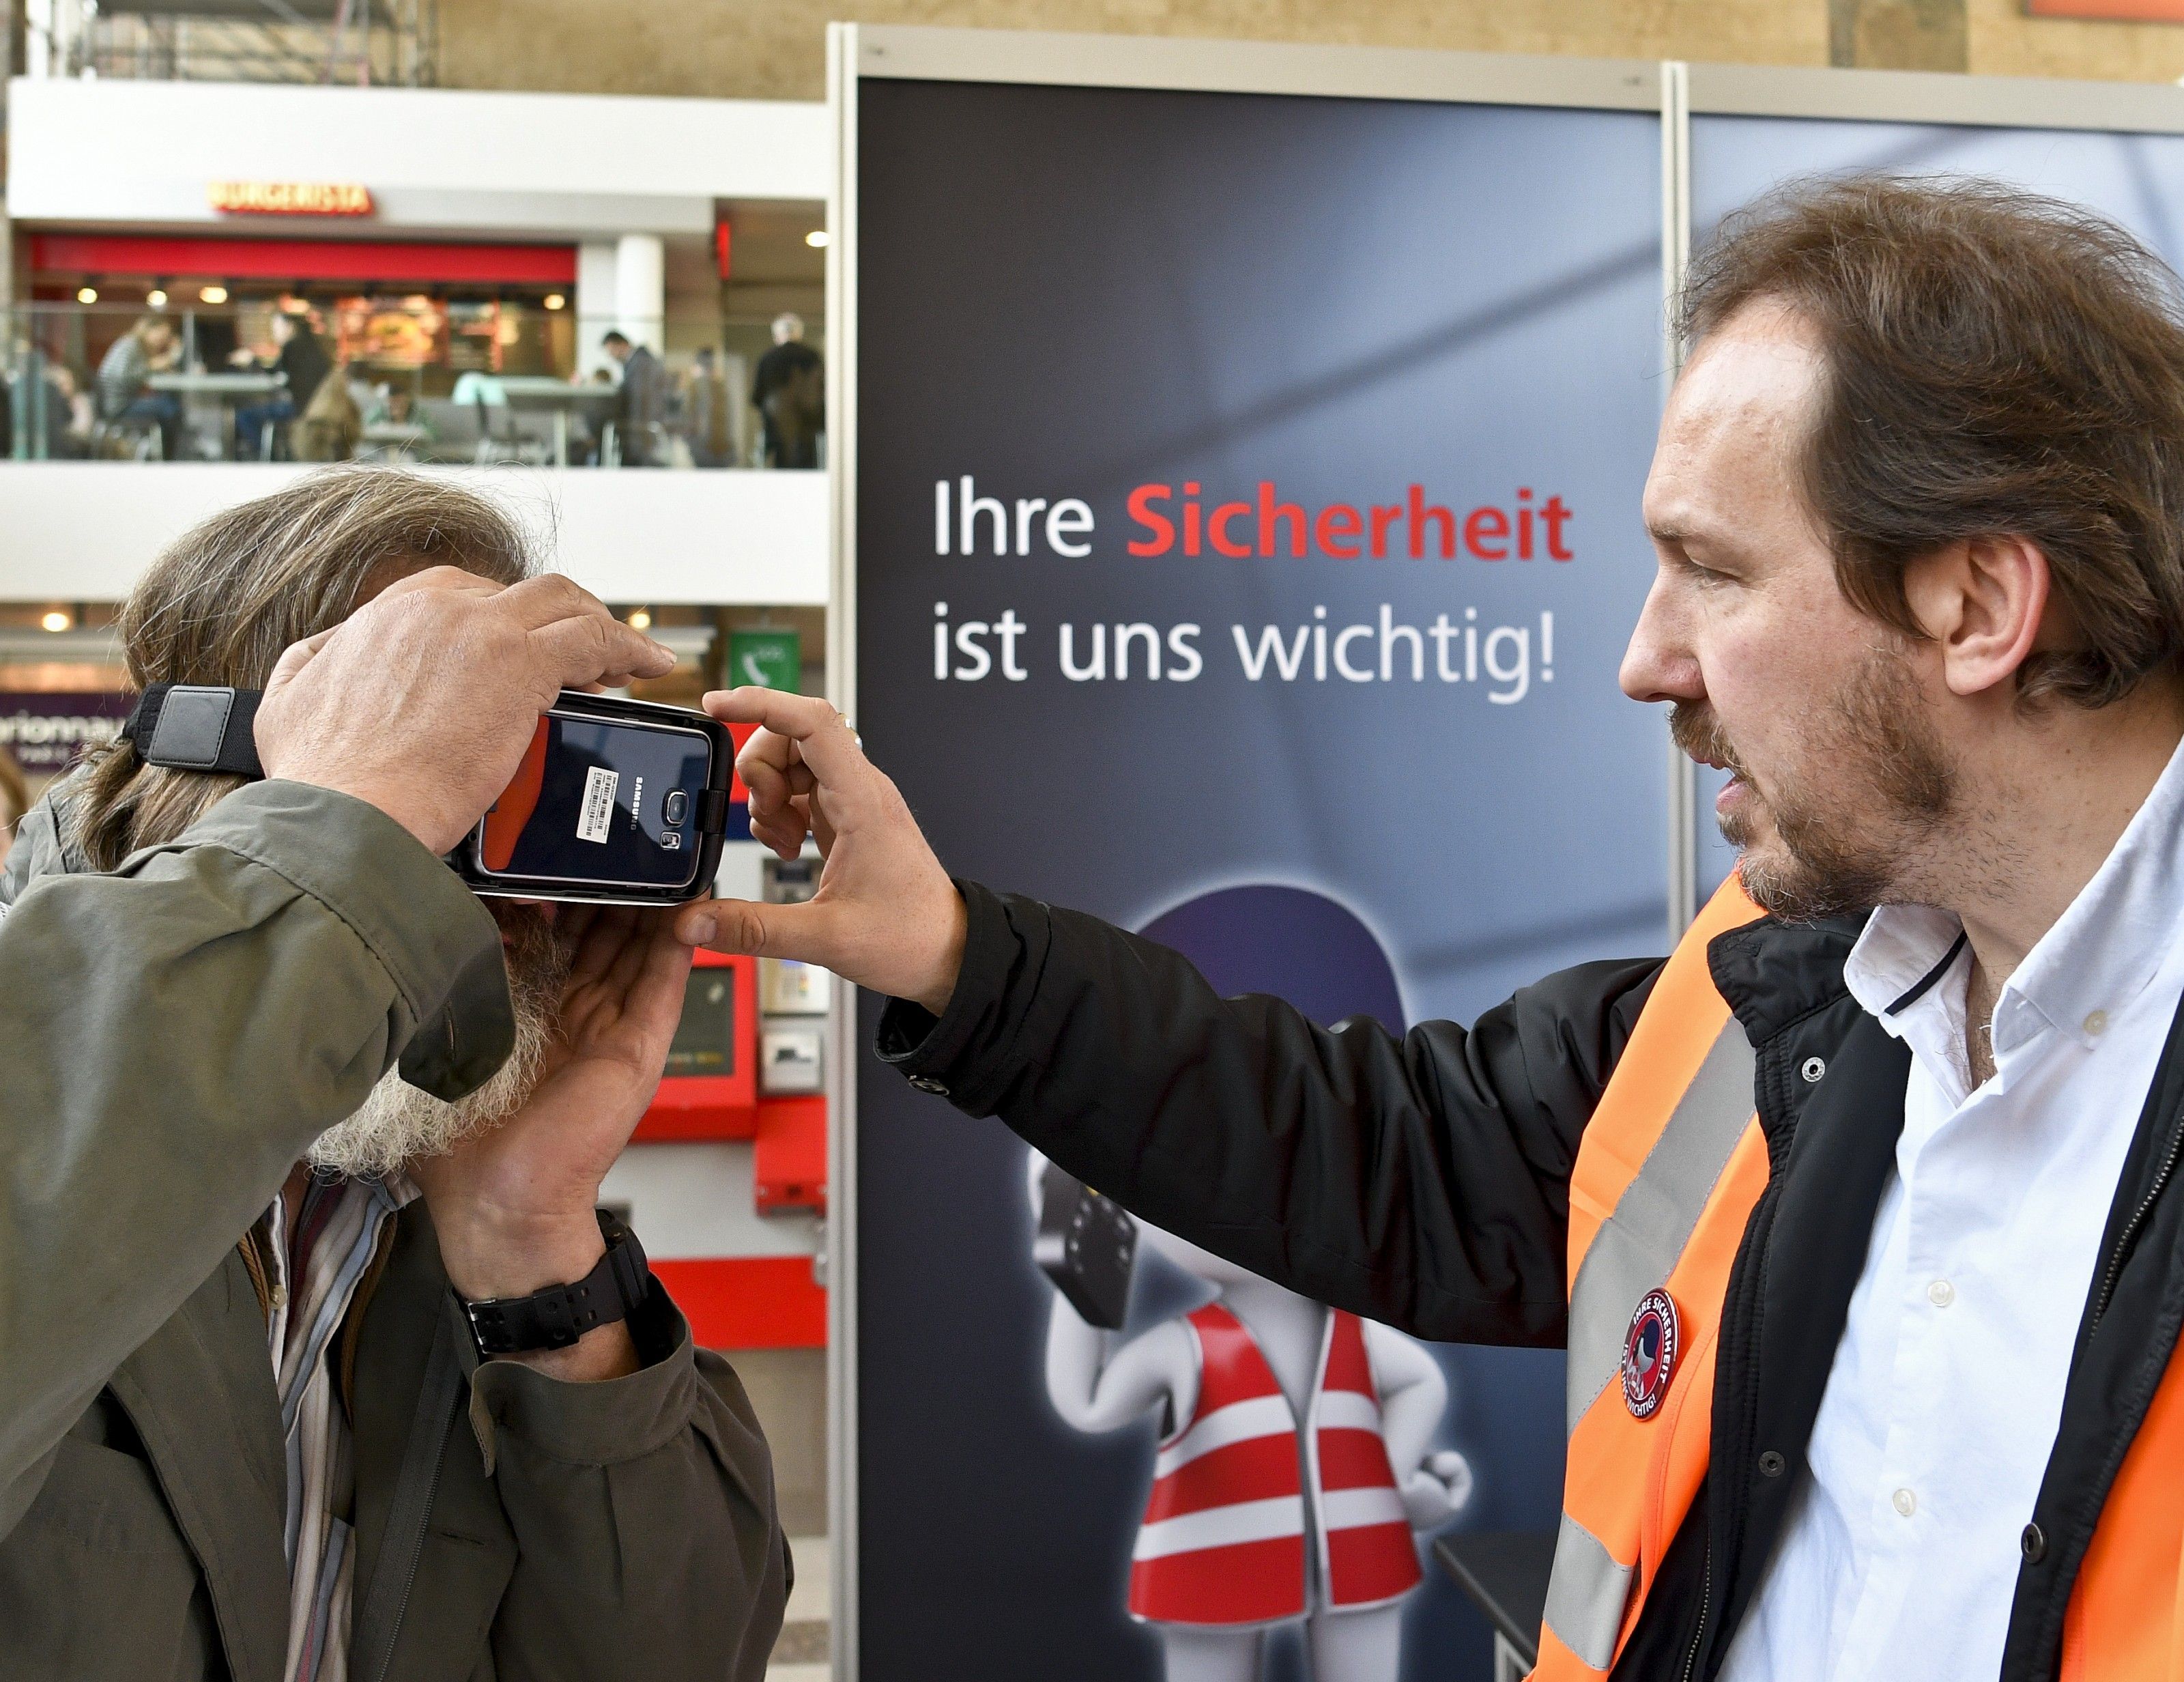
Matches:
[1902,536,2050,700]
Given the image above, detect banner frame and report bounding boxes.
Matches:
[1686,58,2184,133]
[845,23,1665,112]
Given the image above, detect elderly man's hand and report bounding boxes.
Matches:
[410,904,693,1381]
[253,568,674,855]
[673,689,968,1015]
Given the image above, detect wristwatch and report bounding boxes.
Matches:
[459,1210,651,1357]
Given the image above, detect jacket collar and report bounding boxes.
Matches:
[1706,907,1871,1046]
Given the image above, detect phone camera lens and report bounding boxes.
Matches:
[664,790,689,825]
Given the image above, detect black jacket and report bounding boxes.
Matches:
[878,882,2184,1682]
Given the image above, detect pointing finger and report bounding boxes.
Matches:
[528,612,675,692]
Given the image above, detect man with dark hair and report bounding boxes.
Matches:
[1,467,788,1681]
[233,310,336,460]
[680,177,2184,1680]
[601,330,666,467]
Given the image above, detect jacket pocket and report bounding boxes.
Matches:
[0,1433,210,1679]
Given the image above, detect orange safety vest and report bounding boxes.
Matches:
[1533,876,2184,1681]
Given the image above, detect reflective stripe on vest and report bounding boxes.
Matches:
[1129,1303,1422,1626]
[1534,876,1770,1679]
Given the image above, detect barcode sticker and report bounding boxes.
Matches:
[577,766,618,844]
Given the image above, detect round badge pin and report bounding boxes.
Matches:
[1622,1289,1680,1420]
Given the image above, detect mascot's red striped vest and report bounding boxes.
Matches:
[1536,876,2184,1680]
[1129,1303,1420,1626]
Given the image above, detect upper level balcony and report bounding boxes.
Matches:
[6,298,820,472]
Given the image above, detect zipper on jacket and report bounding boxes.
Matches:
[2087,1100,2184,1337]
[1678,1544,1712,1682]
[363,1442,446,1682]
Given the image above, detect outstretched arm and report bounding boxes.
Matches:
[678,689,1663,1346]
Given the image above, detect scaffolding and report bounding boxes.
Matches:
[25,0,437,87]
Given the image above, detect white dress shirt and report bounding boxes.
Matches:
[1719,737,2184,1682]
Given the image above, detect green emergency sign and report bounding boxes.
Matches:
[728,628,801,692]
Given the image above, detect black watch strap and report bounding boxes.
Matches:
[459,1210,650,1356]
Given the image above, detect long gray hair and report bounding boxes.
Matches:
[74,467,532,870]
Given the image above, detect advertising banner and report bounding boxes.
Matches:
[0,692,129,787]
[847,55,1671,1682]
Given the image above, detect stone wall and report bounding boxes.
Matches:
[436,0,2184,102]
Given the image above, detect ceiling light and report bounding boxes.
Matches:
[40,610,72,633]
[200,284,229,304]
[805,230,830,248]
[75,287,97,304]
[147,288,168,308]
[543,293,566,311]
[627,608,653,631]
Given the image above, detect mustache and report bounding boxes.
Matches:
[1669,701,1747,780]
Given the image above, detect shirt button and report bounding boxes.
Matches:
[1800,1056,1826,1083]
[907,1075,950,1096]
[2085,1010,2109,1036]
[1893,1487,1918,1518]
[1757,1450,1787,1478]
[2022,1523,2048,1563]
[1927,1279,1955,1308]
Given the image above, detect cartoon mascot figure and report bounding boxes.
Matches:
[1030,1152,1473,1682]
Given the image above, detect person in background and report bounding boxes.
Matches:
[95,315,182,460]
[751,313,822,469]
[0,745,27,869]
[293,363,362,462]
[37,366,95,460]
[233,311,334,461]
[682,345,736,469]
[601,330,665,466]
[362,383,435,461]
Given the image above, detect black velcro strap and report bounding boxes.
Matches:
[119,685,265,779]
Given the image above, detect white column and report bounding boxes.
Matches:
[575,239,620,379]
[614,233,665,355]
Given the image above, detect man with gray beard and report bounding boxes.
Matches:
[0,467,788,1682]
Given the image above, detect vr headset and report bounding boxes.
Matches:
[121,683,736,906]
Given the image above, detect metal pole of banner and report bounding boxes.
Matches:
[824,21,860,1682]
[1661,59,1695,942]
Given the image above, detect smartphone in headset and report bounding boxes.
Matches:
[450,692,736,906]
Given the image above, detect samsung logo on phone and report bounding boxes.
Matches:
[631,775,646,828]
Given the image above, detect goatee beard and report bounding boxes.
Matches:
[1670,649,1955,923]
[308,911,574,1180]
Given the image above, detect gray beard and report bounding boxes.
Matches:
[308,915,572,1180]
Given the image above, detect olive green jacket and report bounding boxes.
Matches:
[0,781,788,1681]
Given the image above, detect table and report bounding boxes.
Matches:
[496,376,618,468]
[148,370,286,459]
[1435,1530,1555,1682]
[361,421,428,459]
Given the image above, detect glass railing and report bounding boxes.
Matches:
[0,302,824,470]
